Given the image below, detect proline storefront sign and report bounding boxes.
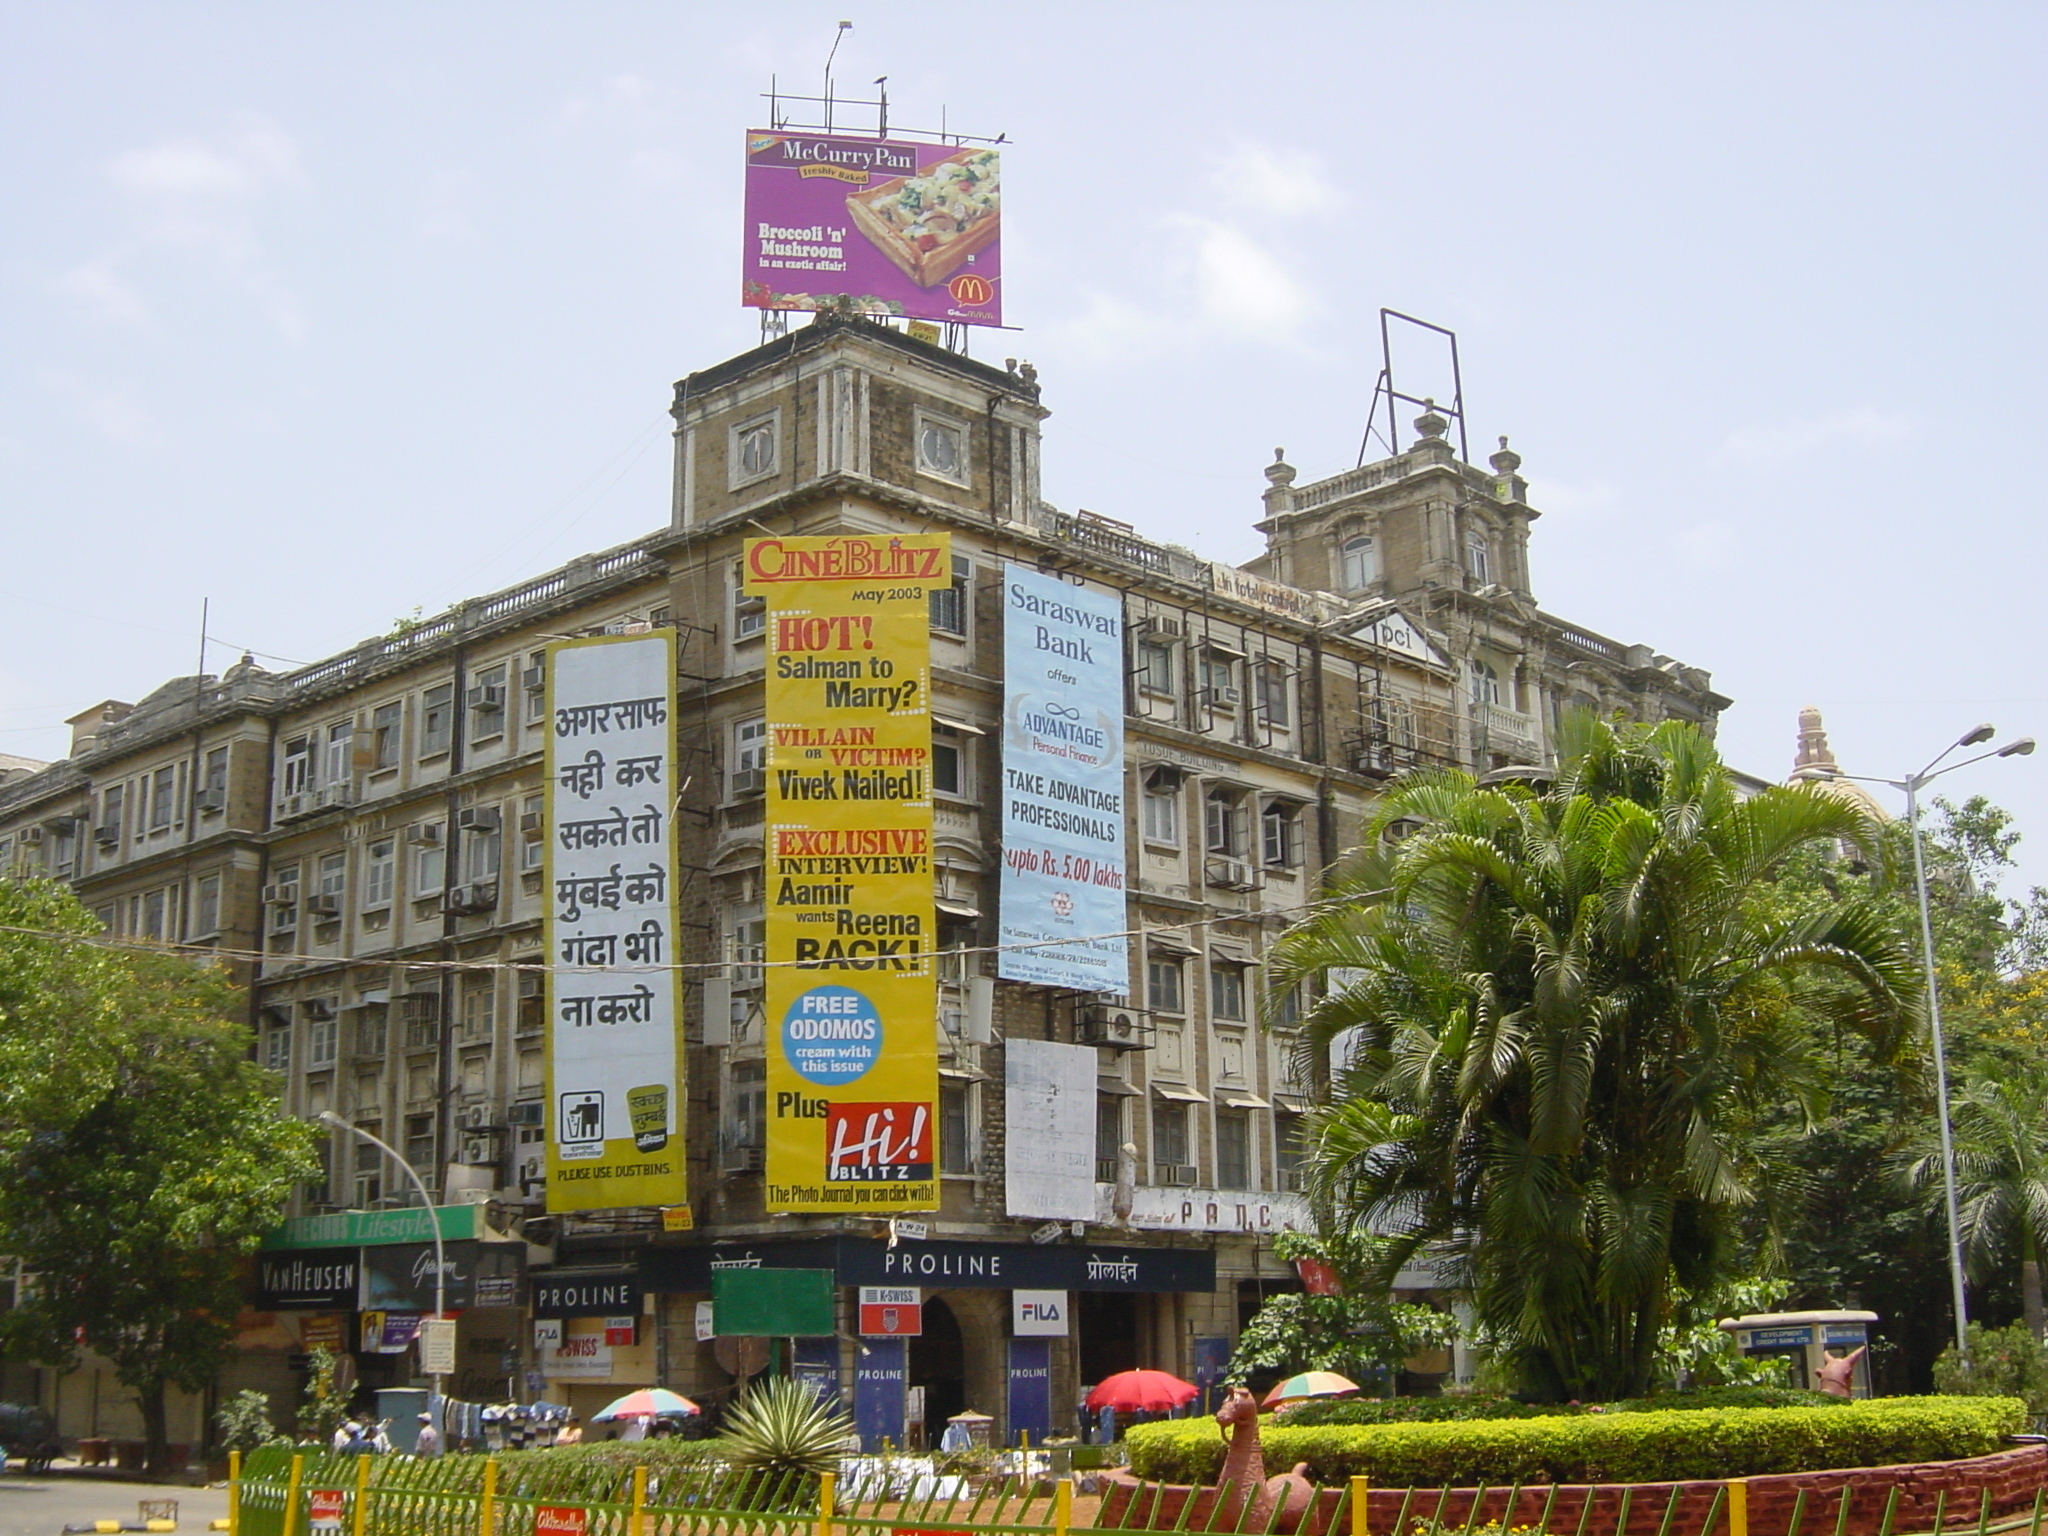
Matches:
[747,535,947,1213]
[544,633,686,1213]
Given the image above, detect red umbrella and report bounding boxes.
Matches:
[1085,1369,1200,1413]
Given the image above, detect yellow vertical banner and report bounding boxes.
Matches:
[747,533,947,1212]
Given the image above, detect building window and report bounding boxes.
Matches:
[1204,789,1243,856]
[1216,1112,1251,1189]
[940,1083,974,1175]
[915,413,968,483]
[1096,1095,1125,1181]
[464,821,502,883]
[520,796,545,871]
[142,887,168,941]
[1146,956,1183,1014]
[726,1059,767,1154]
[317,851,347,906]
[420,683,455,756]
[1469,660,1501,707]
[404,1114,435,1176]
[732,717,768,789]
[1142,773,1180,844]
[415,829,446,894]
[193,873,222,937]
[1255,664,1291,728]
[149,767,177,829]
[370,701,403,770]
[1210,963,1247,1022]
[1199,653,1237,708]
[263,1019,292,1073]
[1466,534,1492,586]
[364,840,395,907]
[732,561,765,640]
[308,1008,339,1070]
[930,556,970,634]
[732,414,778,484]
[99,785,123,844]
[1152,1101,1189,1167]
[202,745,229,802]
[355,1002,389,1059]
[1275,1112,1306,1187]
[1138,641,1175,696]
[1261,802,1301,867]
[524,651,549,724]
[469,665,508,744]
[1340,534,1379,591]
[281,737,313,796]
[461,983,494,1041]
[324,721,355,785]
[932,725,966,796]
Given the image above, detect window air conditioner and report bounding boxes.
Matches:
[518,811,544,838]
[730,767,767,796]
[456,807,501,833]
[18,827,43,846]
[1095,1157,1121,1183]
[261,883,292,905]
[516,1155,545,1194]
[275,794,310,822]
[457,1104,489,1130]
[1202,686,1243,709]
[315,784,355,810]
[1158,1163,1200,1187]
[723,1144,765,1174]
[443,882,499,915]
[93,823,121,846]
[1076,1005,1149,1051]
[1205,858,1258,891]
[303,894,341,919]
[460,1136,496,1168]
[1137,617,1184,638]
[466,685,505,713]
[193,787,227,813]
[522,665,545,693]
[406,823,443,845]
[507,1101,544,1128]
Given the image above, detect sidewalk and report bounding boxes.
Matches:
[0,1468,228,1536]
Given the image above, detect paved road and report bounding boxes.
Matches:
[0,1473,228,1536]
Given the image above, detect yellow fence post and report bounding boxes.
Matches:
[282,1453,304,1536]
[1056,1476,1073,1536]
[631,1465,648,1536]
[1351,1475,1370,1536]
[352,1447,372,1536]
[1727,1480,1749,1536]
[818,1469,836,1536]
[480,1457,497,1536]
[227,1451,241,1536]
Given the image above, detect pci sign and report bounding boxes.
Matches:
[1012,1289,1069,1336]
[859,1286,922,1337]
[536,1509,588,1536]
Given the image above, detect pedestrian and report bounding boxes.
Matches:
[332,1420,357,1454]
[554,1416,583,1447]
[415,1412,443,1457]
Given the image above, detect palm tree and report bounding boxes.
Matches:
[1907,1065,2048,1339]
[1268,714,1917,1401]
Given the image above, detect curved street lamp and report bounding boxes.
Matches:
[1797,724,2035,1364]
[317,1111,449,1403]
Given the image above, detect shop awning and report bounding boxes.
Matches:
[1151,1082,1208,1103]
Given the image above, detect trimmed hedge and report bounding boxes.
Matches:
[1125,1396,2027,1486]
[1279,1398,1578,1427]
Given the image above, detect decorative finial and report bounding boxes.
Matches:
[1489,435,1522,475]
[1265,448,1296,488]
[1413,399,1449,441]
[1793,706,1840,775]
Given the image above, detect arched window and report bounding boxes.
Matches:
[1469,660,1501,706]
[1339,535,1379,591]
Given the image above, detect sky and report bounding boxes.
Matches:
[3,2,2044,900]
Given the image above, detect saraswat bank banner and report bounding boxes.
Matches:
[741,131,1001,326]
[746,534,949,1213]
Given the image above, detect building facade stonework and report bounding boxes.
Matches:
[0,316,1724,1445]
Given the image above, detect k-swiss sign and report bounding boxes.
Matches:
[858,1286,921,1336]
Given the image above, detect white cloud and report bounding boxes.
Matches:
[42,373,168,449]
[109,126,300,201]
[1185,219,1310,337]
[56,258,148,324]
[1210,143,1336,219]
[1718,409,1911,470]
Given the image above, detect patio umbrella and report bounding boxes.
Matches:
[1084,1369,1200,1413]
[1261,1371,1360,1408]
[591,1387,700,1421]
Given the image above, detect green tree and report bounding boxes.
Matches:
[0,878,131,1134]
[1226,1229,1455,1387]
[1268,715,1917,1402]
[0,934,320,1473]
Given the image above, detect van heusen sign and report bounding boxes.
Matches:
[641,1236,1214,1295]
[533,1272,643,1320]
[256,1248,361,1310]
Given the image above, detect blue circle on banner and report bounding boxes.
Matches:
[780,985,882,1085]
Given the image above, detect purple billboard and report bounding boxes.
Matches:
[742,131,1001,327]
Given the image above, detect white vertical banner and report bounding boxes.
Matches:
[997,566,1128,991]
[544,633,686,1213]
[1003,1037,1099,1220]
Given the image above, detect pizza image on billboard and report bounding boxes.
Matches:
[742,131,1002,327]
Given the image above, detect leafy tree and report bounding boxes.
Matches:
[214,1389,279,1458]
[296,1346,351,1445]
[0,878,131,1134]
[1932,1322,2048,1417]
[0,930,320,1473]
[1268,715,1917,1402]
[1226,1229,1455,1388]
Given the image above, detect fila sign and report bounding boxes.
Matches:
[858,1286,921,1337]
[1012,1289,1069,1336]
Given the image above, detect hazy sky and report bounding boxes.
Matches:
[5,3,2044,899]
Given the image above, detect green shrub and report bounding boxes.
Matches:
[1935,1323,2048,1417]
[1124,1395,2025,1486]
[1604,1386,1844,1414]
[1279,1397,1578,1427]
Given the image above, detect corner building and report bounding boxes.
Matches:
[0,316,1725,1447]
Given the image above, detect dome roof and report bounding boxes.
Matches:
[1786,706,1890,821]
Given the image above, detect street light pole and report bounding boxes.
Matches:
[318,1112,448,1405]
[1800,725,2035,1365]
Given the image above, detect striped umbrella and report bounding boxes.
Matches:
[591,1387,700,1421]
[1261,1371,1360,1408]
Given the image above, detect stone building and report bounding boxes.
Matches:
[0,315,1724,1447]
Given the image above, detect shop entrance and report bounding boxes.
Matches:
[1077,1291,1139,1386]
[908,1295,966,1443]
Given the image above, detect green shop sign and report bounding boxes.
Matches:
[262,1204,481,1250]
